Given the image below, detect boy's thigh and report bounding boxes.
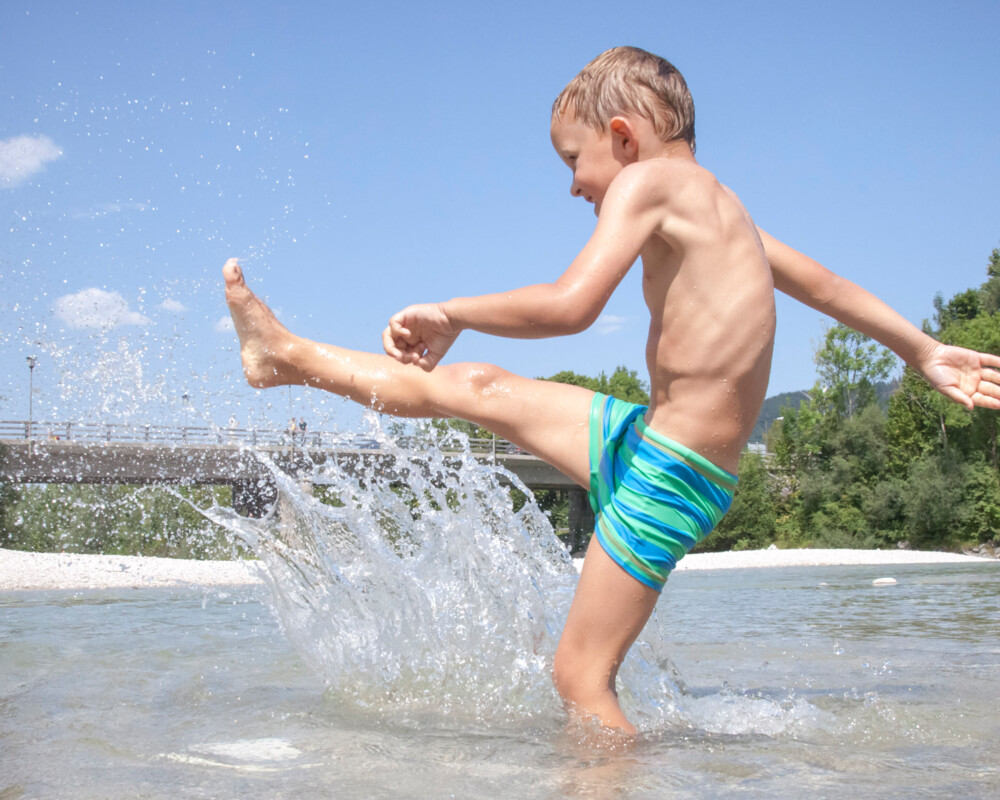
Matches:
[435,363,594,488]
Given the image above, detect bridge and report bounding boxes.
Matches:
[0,420,594,544]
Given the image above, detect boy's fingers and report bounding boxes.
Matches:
[415,347,441,371]
[975,394,1000,410]
[389,317,418,345]
[382,326,406,359]
[939,384,975,410]
[977,379,1000,399]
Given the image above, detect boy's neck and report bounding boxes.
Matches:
[640,138,696,163]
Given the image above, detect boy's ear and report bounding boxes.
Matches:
[609,116,639,157]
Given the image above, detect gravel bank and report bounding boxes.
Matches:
[0,548,262,592]
[1,547,992,592]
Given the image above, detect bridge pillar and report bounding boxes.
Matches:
[567,488,594,555]
[232,478,278,518]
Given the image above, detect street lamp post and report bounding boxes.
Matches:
[181,393,190,442]
[26,355,36,439]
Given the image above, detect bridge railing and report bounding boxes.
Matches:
[0,420,525,456]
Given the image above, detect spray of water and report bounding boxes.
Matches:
[205,420,582,728]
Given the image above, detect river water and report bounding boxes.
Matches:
[3,563,1000,798]
[3,447,1000,798]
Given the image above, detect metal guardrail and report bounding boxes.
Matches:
[0,420,525,456]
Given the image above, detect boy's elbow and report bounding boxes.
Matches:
[810,271,845,308]
[548,285,603,334]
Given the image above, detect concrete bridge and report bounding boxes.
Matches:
[0,420,594,546]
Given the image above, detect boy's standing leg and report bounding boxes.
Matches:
[224,259,658,732]
[554,538,660,734]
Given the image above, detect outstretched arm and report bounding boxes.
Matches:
[758,228,1000,410]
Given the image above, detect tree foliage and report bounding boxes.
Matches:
[0,483,239,559]
[767,242,1000,551]
[696,453,776,552]
[814,324,897,418]
[542,365,650,405]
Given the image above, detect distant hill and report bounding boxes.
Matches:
[749,390,811,444]
[749,380,899,444]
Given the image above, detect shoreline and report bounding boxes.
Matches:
[1,546,994,592]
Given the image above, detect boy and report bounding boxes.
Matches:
[223,46,1000,734]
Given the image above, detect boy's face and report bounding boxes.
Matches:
[550,111,627,215]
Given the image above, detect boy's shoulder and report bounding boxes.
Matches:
[607,158,725,217]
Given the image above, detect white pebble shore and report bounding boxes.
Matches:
[0,546,992,592]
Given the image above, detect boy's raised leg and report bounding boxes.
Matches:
[223,259,594,484]
[224,259,658,734]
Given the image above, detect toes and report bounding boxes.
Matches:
[222,258,244,286]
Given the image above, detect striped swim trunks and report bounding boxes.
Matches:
[588,393,738,591]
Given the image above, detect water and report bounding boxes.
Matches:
[2,443,999,798]
[4,566,1000,798]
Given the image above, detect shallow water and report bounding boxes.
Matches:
[3,561,1000,799]
[3,442,1000,798]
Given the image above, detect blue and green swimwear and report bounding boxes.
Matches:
[588,393,738,591]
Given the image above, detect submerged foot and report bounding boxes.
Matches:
[223,258,298,388]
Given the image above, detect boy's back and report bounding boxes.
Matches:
[633,157,775,474]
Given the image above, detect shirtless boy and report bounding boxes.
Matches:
[223,46,1000,734]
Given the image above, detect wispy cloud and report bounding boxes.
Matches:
[0,135,62,188]
[159,299,186,313]
[595,314,627,334]
[54,288,151,329]
[214,316,235,333]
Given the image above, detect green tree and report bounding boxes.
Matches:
[814,324,897,418]
[768,395,828,473]
[431,417,492,441]
[963,457,1000,544]
[696,452,776,552]
[603,366,651,405]
[542,365,650,405]
[0,483,237,558]
[903,451,970,547]
[933,288,981,331]
[978,247,1000,314]
[792,405,903,548]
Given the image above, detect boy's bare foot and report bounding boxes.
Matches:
[223,258,299,388]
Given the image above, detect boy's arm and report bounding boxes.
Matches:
[384,167,661,370]
[758,227,1000,410]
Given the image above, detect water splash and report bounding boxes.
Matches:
[205,422,580,728]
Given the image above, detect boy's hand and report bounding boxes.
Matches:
[918,342,1000,410]
[382,302,459,371]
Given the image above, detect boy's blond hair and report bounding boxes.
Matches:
[552,46,696,153]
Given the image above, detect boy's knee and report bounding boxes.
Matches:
[452,362,506,392]
[551,648,578,702]
[552,641,611,706]
[437,362,508,404]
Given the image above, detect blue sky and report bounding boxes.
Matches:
[2,0,999,433]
